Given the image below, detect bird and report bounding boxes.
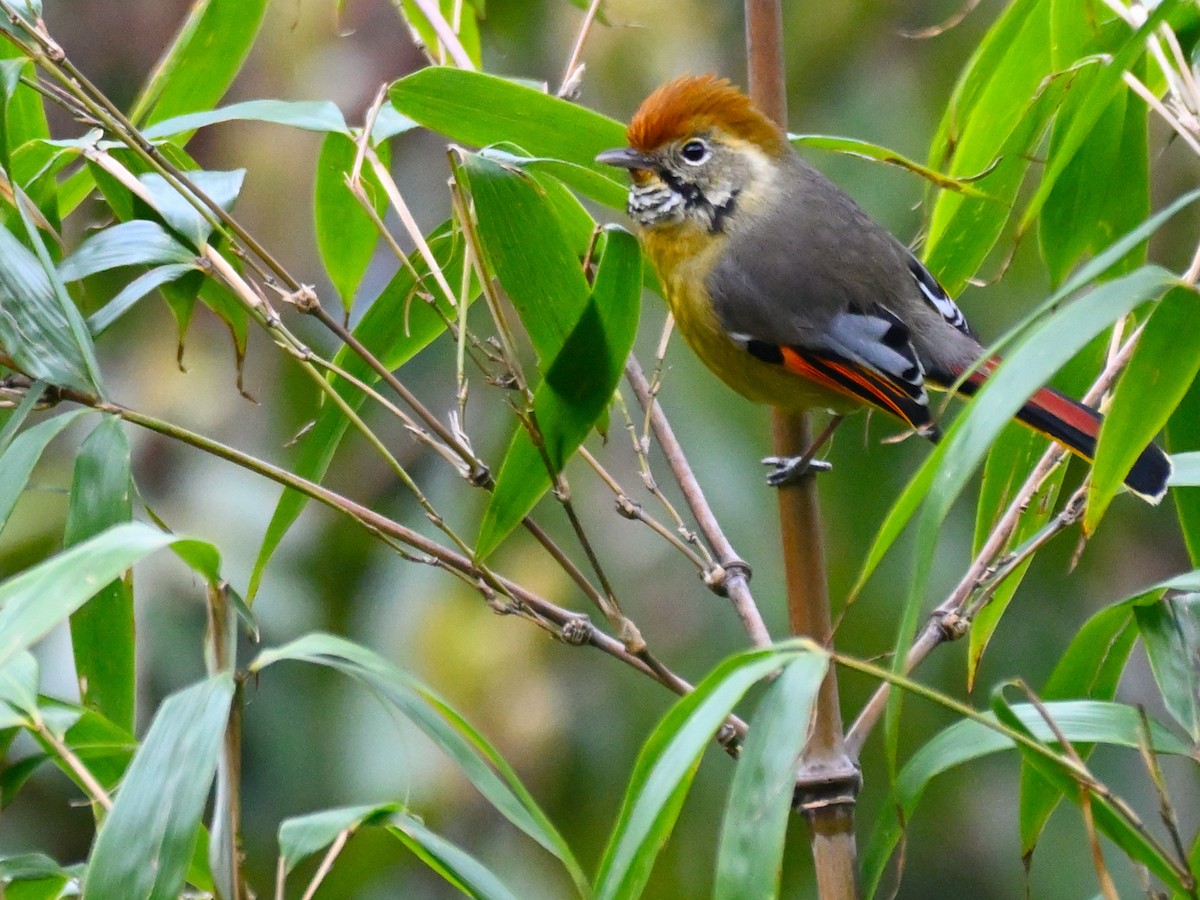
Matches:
[596,74,1171,502]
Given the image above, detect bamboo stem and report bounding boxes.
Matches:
[745,2,860,896]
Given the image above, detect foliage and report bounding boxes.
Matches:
[0,1,1198,898]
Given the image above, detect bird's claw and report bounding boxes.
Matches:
[761,455,833,487]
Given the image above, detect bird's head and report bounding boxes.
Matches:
[597,74,790,234]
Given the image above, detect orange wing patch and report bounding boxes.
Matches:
[779,346,935,433]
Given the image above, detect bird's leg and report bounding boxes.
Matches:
[762,415,845,487]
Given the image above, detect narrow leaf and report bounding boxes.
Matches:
[460,152,590,361]
[0,219,97,391]
[390,68,626,206]
[279,803,399,874]
[0,522,219,672]
[251,633,587,893]
[714,653,827,899]
[992,689,1186,892]
[314,132,385,312]
[59,221,195,282]
[132,0,271,129]
[87,263,198,336]
[141,99,349,140]
[82,675,234,900]
[248,223,468,601]
[1134,590,1200,741]
[0,409,90,536]
[64,416,135,734]
[138,169,245,249]
[1039,61,1148,286]
[1087,284,1198,531]
[477,226,641,557]
[594,641,824,900]
[1019,596,1141,854]
[863,700,1190,897]
[388,812,521,900]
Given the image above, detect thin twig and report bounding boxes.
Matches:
[34,719,113,811]
[41,384,748,749]
[578,445,711,569]
[626,355,771,647]
[558,0,604,97]
[614,390,713,564]
[407,0,476,70]
[1134,704,1194,879]
[300,827,350,900]
[1016,680,1117,900]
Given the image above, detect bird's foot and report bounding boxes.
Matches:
[762,455,833,487]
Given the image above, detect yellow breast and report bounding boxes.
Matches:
[639,224,857,415]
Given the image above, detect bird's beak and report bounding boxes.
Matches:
[596,147,655,171]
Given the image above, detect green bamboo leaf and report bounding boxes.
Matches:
[477,226,641,558]
[1018,597,1141,854]
[714,653,827,900]
[0,217,98,392]
[1019,0,1183,232]
[388,812,521,900]
[0,47,49,187]
[1038,58,1148,286]
[389,68,626,205]
[0,651,38,721]
[968,338,1104,682]
[57,704,136,792]
[314,132,387,313]
[371,105,416,143]
[0,379,44,452]
[923,0,1057,294]
[131,0,270,129]
[594,640,824,900]
[64,417,135,734]
[460,152,590,361]
[141,99,349,140]
[247,222,468,602]
[82,674,234,900]
[477,146,627,212]
[968,423,1069,685]
[251,633,587,894]
[0,522,220,672]
[791,133,993,197]
[0,853,77,899]
[1135,590,1200,741]
[278,803,400,874]
[86,263,199,336]
[992,689,1187,892]
[138,169,244,249]
[862,700,1190,897]
[58,221,195,282]
[882,266,1176,770]
[0,409,90,536]
[1087,285,1198,531]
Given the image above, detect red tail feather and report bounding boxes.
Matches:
[957,358,1170,502]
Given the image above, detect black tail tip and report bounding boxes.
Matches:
[1125,444,1172,504]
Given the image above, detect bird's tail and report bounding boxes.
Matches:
[957,361,1172,504]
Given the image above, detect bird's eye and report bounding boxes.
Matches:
[680,139,710,165]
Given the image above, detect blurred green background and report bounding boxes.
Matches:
[3,0,1198,896]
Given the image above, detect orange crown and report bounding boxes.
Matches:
[626,74,790,157]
